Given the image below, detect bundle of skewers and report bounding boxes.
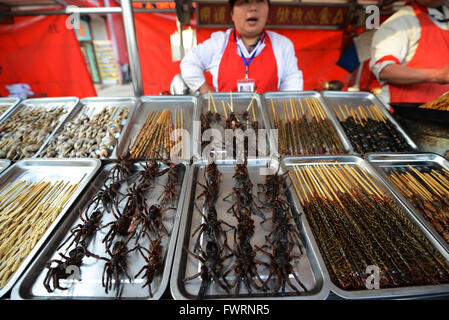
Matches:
[419,92,449,111]
[270,97,346,155]
[43,152,183,298]
[0,178,81,289]
[129,108,184,159]
[0,104,68,160]
[42,105,130,159]
[289,162,449,290]
[331,104,413,154]
[200,92,261,158]
[385,165,449,243]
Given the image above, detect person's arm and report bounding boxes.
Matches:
[379,64,449,85]
[273,34,303,91]
[180,31,227,93]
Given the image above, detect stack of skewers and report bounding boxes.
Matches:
[200,92,260,158]
[0,178,81,289]
[270,97,346,155]
[331,104,413,154]
[289,162,449,290]
[419,92,449,111]
[129,108,184,159]
[385,165,449,243]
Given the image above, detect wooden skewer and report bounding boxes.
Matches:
[222,100,228,119]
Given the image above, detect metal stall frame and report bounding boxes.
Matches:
[4,1,180,97]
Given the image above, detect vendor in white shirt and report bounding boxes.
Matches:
[370,0,449,104]
[180,0,303,94]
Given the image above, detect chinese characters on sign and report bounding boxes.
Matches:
[197,2,349,29]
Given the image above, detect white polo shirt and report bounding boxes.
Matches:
[180,28,303,92]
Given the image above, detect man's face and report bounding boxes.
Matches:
[231,0,269,39]
[415,0,446,8]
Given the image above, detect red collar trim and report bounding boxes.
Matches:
[233,29,266,42]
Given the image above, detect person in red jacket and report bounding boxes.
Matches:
[180,0,303,94]
[370,0,449,104]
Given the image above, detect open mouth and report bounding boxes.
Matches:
[246,17,258,23]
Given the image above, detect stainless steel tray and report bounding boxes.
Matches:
[116,95,196,161]
[283,155,449,299]
[37,97,138,160]
[0,97,21,122]
[0,97,79,160]
[365,152,449,255]
[171,158,330,300]
[11,160,190,300]
[320,91,418,153]
[194,92,272,161]
[0,159,11,175]
[0,158,101,298]
[262,91,354,156]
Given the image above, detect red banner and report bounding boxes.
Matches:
[0,15,96,98]
[197,2,349,29]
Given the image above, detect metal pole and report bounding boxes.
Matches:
[120,0,144,97]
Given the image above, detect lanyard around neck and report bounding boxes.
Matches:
[234,31,266,79]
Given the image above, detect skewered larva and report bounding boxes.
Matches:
[386,165,449,244]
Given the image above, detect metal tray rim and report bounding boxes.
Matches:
[320,90,419,153]
[364,151,449,256]
[261,90,355,157]
[283,155,449,299]
[10,160,190,300]
[193,92,273,162]
[170,158,330,300]
[0,158,101,299]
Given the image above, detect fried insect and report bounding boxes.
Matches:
[184,241,232,299]
[192,203,234,252]
[255,237,308,295]
[225,240,268,295]
[135,236,163,297]
[87,238,138,296]
[58,208,104,250]
[43,244,86,293]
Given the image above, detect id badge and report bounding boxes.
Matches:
[237,78,255,92]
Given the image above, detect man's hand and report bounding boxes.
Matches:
[198,82,213,94]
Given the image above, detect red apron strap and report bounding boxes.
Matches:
[217,30,278,93]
